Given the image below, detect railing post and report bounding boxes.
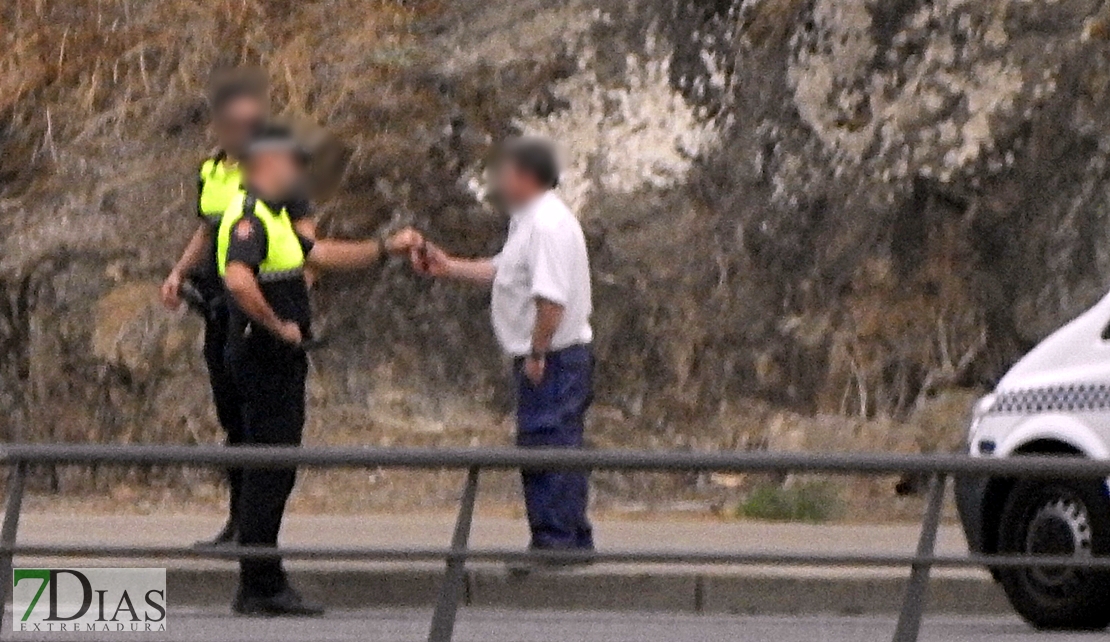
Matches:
[892,473,946,642]
[0,462,28,633]
[427,466,480,642]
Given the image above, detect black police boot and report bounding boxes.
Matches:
[193,518,237,548]
[232,587,324,617]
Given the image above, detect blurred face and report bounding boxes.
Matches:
[493,160,537,210]
[214,95,264,157]
[248,149,302,201]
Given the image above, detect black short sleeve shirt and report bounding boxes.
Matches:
[225,215,268,272]
[285,198,311,221]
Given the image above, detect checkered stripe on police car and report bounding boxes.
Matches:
[990,384,1110,414]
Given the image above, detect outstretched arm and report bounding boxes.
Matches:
[306,239,383,271]
[305,228,422,272]
[412,241,497,285]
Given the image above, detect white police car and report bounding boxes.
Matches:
[957,292,1110,630]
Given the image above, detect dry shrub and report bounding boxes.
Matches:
[820,216,986,420]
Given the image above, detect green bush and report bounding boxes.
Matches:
[737,480,843,523]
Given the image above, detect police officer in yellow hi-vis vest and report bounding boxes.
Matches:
[218,123,421,616]
[160,72,316,548]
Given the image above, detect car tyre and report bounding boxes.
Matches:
[996,478,1110,630]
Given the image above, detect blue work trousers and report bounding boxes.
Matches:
[514,345,595,551]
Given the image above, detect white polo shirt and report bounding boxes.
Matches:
[490,191,593,357]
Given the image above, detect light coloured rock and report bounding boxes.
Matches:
[789,0,1028,185]
[517,40,718,213]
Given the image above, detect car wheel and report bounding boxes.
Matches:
[996,478,1110,630]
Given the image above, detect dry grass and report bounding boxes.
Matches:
[0,0,434,202]
[0,0,456,475]
[0,0,539,463]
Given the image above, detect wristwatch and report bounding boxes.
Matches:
[375,229,392,266]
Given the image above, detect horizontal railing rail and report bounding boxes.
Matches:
[0,444,1107,642]
[8,544,1110,569]
[3,443,1110,475]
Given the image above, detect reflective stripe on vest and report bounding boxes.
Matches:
[216,193,306,278]
[199,157,244,223]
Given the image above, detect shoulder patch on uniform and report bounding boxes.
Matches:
[235,219,254,240]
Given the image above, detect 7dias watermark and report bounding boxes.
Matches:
[12,568,166,633]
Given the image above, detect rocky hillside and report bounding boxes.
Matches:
[5,0,1110,471]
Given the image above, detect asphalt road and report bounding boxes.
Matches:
[5,609,1107,642]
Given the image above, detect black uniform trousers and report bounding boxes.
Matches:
[228,332,308,598]
[202,305,246,526]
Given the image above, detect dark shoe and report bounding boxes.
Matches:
[193,519,237,548]
[545,547,596,568]
[232,587,324,617]
[507,546,595,576]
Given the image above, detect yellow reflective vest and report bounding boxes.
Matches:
[216,192,306,280]
[198,154,244,224]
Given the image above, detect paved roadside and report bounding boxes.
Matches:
[16,513,976,570]
[8,610,1068,642]
[10,514,1009,615]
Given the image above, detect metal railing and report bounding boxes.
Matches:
[0,444,1109,642]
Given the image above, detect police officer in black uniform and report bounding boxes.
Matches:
[217,124,420,616]
[161,72,317,547]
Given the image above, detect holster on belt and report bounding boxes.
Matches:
[180,276,225,321]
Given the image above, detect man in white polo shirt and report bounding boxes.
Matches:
[414,138,595,558]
